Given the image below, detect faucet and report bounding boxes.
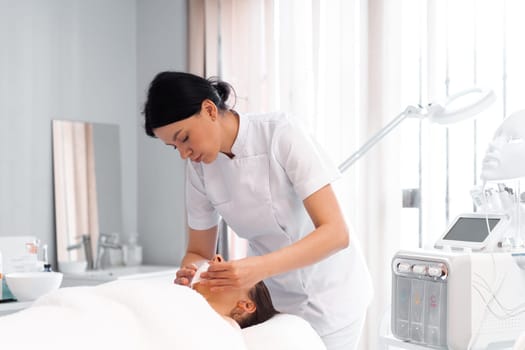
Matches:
[95,233,123,270]
[66,234,94,270]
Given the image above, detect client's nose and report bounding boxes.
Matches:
[212,255,223,263]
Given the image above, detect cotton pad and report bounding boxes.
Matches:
[191,262,210,287]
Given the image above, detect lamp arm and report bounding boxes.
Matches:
[338,105,424,173]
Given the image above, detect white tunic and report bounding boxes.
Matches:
[186,112,373,336]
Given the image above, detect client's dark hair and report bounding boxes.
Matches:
[235,280,279,329]
[142,71,235,137]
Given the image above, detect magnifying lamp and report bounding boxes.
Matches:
[338,88,496,173]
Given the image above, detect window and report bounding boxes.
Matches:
[399,0,525,248]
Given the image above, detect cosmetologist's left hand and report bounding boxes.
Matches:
[199,256,264,292]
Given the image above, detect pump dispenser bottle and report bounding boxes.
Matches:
[123,234,142,266]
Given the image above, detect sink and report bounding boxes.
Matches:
[62,265,179,286]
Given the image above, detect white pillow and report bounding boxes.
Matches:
[242,314,326,350]
[514,332,525,350]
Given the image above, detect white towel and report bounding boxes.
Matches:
[0,279,246,350]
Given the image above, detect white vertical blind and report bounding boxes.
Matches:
[400,0,525,247]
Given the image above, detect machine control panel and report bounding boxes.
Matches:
[393,258,448,281]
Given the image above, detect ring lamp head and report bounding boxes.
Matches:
[428,88,496,125]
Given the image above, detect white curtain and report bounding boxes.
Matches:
[188,1,403,348]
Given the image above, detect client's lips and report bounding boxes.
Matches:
[192,155,202,162]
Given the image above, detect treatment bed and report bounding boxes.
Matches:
[0,278,326,350]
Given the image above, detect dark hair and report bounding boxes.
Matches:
[233,280,280,329]
[142,71,235,137]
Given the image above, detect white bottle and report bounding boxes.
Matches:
[123,234,143,266]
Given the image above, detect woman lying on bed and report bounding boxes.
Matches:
[191,254,280,329]
[0,256,280,350]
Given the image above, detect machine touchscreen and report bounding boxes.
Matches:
[442,217,500,242]
[435,213,505,250]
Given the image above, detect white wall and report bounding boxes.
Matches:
[0,0,188,266]
[137,0,188,265]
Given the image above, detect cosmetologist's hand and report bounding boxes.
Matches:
[174,264,198,286]
[199,256,264,292]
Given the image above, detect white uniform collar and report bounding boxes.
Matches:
[230,112,248,158]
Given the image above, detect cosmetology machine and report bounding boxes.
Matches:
[391,213,525,349]
[391,110,525,349]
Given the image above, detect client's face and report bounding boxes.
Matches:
[192,256,256,321]
[481,110,525,181]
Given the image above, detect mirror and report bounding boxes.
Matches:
[52,120,123,271]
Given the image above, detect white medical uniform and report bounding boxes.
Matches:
[186,112,373,347]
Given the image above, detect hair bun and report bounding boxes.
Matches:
[208,78,234,109]
[213,81,230,101]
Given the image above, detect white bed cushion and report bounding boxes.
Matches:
[242,313,326,350]
[515,332,525,350]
